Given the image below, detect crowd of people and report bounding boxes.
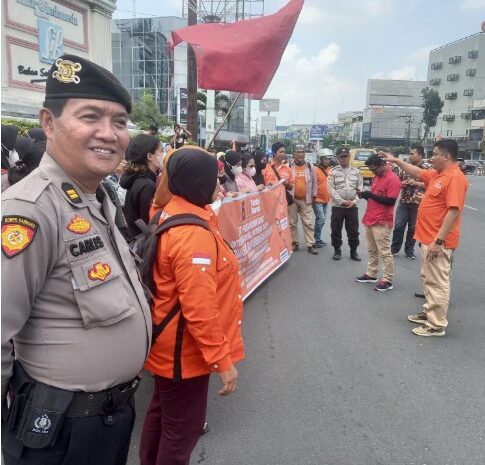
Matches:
[1,54,470,465]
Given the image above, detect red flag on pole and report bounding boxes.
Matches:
[171,0,304,99]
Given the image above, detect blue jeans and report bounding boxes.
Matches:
[313,202,327,243]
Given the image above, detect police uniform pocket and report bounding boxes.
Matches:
[70,254,136,329]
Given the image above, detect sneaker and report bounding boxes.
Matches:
[407,312,428,324]
[332,249,341,260]
[356,274,378,283]
[375,280,393,291]
[391,250,399,256]
[292,242,299,252]
[308,246,319,255]
[414,292,425,298]
[315,241,327,248]
[405,253,416,260]
[412,325,445,337]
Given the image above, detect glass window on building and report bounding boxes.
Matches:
[112,18,176,119]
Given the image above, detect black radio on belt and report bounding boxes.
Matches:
[4,362,141,454]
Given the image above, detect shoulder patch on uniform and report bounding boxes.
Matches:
[1,216,38,258]
[61,183,82,204]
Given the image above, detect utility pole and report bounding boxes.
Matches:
[187,0,198,143]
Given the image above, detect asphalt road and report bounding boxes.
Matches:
[128,176,485,465]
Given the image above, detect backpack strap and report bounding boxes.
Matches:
[149,214,213,354]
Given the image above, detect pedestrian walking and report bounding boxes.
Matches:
[327,147,363,261]
[139,147,244,465]
[381,139,469,336]
[287,144,318,254]
[313,155,331,247]
[391,145,426,259]
[1,54,151,465]
[356,154,401,291]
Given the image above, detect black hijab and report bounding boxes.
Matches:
[1,125,18,170]
[223,150,242,180]
[167,147,218,208]
[252,150,267,186]
[27,127,46,142]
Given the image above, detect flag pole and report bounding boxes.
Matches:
[205,92,242,150]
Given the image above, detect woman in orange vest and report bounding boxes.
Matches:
[140,147,244,465]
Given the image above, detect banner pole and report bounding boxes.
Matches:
[205,92,243,150]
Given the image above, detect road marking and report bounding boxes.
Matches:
[465,205,478,211]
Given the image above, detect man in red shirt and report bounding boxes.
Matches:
[381,139,469,336]
[356,154,401,291]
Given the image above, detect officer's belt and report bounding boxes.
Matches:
[10,362,140,418]
[66,378,140,417]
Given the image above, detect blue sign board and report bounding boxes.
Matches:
[309,125,329,140]
[38,19,64,65]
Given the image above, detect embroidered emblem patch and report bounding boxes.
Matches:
[61,182,82,204]
[192,252,211,266]
[52,59,82,84]
[88,262,111,281]
[66,215,91,234]
[32,414,52,434]
[1,216,38,258]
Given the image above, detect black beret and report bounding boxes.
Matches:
[336,147,350,157]
[45,54,132,113]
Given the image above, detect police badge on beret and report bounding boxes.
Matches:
[44,54,132,113]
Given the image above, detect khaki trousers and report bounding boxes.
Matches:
[365,224,394,282]
[420,244,454,329]
[289,199,315,247]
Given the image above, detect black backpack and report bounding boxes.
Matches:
[131,211,212,355]
[132,210,211,300]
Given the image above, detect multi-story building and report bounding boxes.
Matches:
[2,0,116,119]
[112,16,187,123]
[362,79,426,146]
[426,31,484,157]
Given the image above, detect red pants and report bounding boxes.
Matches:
[139,374,210,465]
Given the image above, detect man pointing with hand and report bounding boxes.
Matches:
[380,139,468,337]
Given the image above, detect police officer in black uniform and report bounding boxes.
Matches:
[1,55,151,465]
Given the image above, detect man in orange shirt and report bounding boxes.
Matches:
[313,155,331,247]
[289,145,318,254]
[381,139,469,337]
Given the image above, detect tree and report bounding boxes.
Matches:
[421,87,444,143]
[130,90,171,131]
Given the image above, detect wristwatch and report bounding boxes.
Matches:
[435,238,444,246]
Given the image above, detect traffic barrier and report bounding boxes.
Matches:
[215,181,292,299]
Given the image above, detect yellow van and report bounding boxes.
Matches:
[349,148,377,183]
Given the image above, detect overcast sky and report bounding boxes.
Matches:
[114,0,485,125]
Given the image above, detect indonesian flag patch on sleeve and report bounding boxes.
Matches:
[192,252,212,266]
[2,216,38,258]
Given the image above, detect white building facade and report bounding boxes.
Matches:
[426,32,484,157]
[2,0,117,119]
[362,79,426,147]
